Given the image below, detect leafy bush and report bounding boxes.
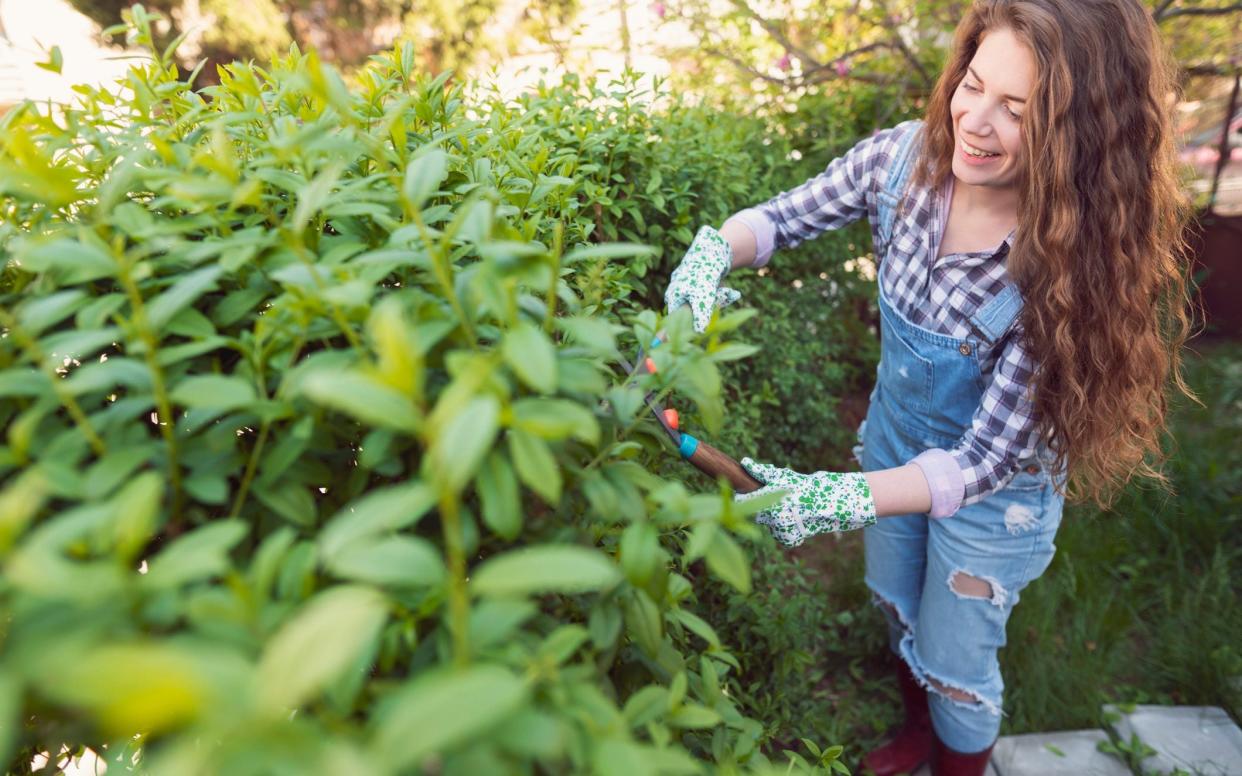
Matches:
[0,14,867,773]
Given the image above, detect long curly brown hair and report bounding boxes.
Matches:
[913,0,1195,508]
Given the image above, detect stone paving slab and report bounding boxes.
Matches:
[991,729,1129,776]
[1105,704,1242,775]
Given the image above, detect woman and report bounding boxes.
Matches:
[663,1,1192,774]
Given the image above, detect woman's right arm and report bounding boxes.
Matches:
[716,123,914,270]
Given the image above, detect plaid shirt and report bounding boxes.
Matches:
[728,120,1040,510]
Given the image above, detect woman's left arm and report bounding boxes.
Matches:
[739,336,1042,546]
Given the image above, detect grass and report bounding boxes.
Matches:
[1000,339,1242,732]
[763,340,1242,768]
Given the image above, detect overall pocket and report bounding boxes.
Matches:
[877,328,934,420]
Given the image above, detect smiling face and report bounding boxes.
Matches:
[949,26,1036,190]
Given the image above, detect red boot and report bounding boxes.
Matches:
[929,733,995,776]
[862,662,932,775]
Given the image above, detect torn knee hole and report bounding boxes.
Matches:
[872,595,912,631]
[926,676,978,704]
[948,570,1007,607]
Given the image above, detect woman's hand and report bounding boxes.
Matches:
[736,458,877,547]
[664,226,742,332]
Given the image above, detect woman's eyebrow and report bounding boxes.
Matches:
[967,66,1028,103]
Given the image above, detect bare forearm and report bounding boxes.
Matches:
[718,219,758,271]
[865,464,933,517]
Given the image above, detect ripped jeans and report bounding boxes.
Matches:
[859,405,1064,753]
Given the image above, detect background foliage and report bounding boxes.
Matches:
[6,1,1241,773]
[0,6,880,772]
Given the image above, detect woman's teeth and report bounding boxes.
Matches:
[963,141,999,158]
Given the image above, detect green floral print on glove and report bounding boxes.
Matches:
[665,225,743,332]
[736,458,877,547]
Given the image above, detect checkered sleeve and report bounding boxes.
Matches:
[753,126,903,252]
[950,333,1042,506]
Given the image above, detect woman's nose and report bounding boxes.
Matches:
[958,108,994,138]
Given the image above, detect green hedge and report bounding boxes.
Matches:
[0,8,896,770]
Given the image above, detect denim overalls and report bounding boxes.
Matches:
[856,128,1065,752]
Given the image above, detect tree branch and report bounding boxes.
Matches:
[727,0,820,69]
[1153,0,1179,20]
[1156,2,1242,20]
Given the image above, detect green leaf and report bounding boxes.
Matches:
[211,285,268,327]
[0,469,48,553]
[510,398,599,445]
[619,522,659,587]
[475,450,521,540]
[555,316,621,359]
[319,481,436,559]
[493,709,565,760]
[622,685,669,728]
[184,471,228,505]
[18,289,87,335]
[144,520,247,589]
[170,374,256,412]
[0,671,17,768]
[705,532,751,594]
[667,703,721,729]
[145,266,224,330]
[38,643,210,737]
[255,482,317,527]
[257,585,388,712]
[537,625,589,665]
[373,665,528,770]
[302,369,422,434]
[17,239,115,283]
[36,45,63,74]
[588,601,623,650]
[707,342,761,362]
[669,608,721,649]
[40,326,120,366]
[403,147,449,209]
[562,243,656,265]
[502,320,557,393]
[293,166,341,231]
[430,395,500,493]
[326,536,445,588]
[468,599,537,649]
[507,429,562,505]
[0,368,49,398]
[623,588,663,656]
[66,357,150,396]
[111,471,163,559]
[471,545,621,597]
[684,521,718,562]
[83,443,154,499]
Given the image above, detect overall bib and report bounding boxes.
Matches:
[858,128,1065,752]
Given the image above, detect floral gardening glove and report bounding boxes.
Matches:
[736,458,877,547]
[664,225,742,332]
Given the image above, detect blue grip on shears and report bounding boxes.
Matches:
[650,337,662,349]
[678,433,698,459]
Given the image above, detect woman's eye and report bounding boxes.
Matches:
[962,81,980,93]
[1005,104,1022,121]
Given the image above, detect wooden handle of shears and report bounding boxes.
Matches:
[644,332,764,494]
[680,436,765,494]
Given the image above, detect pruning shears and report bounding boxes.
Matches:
[616,333,763,494]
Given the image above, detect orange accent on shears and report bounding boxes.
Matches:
[663,408,679,430]
[644,356,657,374]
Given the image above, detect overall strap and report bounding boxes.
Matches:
[876,123,922,248]
[969,283,1024,345]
